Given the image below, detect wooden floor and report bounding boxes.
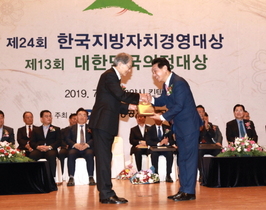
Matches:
[1,179,266,210]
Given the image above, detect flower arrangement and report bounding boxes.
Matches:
[0,141,34,163]
[3,129,9,138]
[217,136,266,157]
[166,84,173,96]
[116,164,136,180]
[49,126,55,132]
[245,121,251,129]
[130,166,160,184]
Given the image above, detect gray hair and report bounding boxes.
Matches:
[112,53,132,67]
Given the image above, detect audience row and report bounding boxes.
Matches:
[0,103,258,185]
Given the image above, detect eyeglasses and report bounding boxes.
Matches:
[126,64,132,70]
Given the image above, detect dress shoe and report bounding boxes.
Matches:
[89,177,96,186]
[100,195,128,204]
[165,175,173,183]
[67,177,75,186]
[173,192,196,201]
[56,182,63,186]
[167,191,182,199]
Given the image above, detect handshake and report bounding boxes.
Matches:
[139,93,152,104]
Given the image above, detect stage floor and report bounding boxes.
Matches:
[1,179,266,209]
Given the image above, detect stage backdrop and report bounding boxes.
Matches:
[1,0,266,162]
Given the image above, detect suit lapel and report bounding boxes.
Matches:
[40,125,46,139]
[73,125,78,142]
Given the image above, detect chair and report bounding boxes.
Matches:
[63,157,96,185]
[157,154,178,182]
[131,154,151,171]
[111,136,125,178]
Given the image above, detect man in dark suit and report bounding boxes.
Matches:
[89,52,148,204]
[17,111,36,157]
[146,116,175,182]
[226,104,258,143]
[0,110,15,144]
[66,108,95,186]
[129,113,150,171]
[148,58,202,201]
[29,110,61,178]
[58,113,77,175]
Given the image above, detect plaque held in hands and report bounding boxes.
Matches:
[137,102,154,116]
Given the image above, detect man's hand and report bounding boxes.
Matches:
[159,137,169,146]
[139,93,149,103]
[37,145,50,152]
[150,113,161,121]
[25,143,33,151]
[136,140,147,147]
[215,142,222,147]
[74,143,89,151]
[128,104,137,110]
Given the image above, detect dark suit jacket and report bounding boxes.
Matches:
[66,124,93,148]
[1,125,15,144]
[213,124,223,145]
[89,67,140,136]
[29,125,61,150]
[61,126,70,149]
[146,124,175,146]
[17,125,37,150]
[199,122,215,144]
[226,119,258,143]
[154,72,202,138]
[129,124,150,155]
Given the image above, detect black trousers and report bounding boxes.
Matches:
[150,151,174,175]
[29,149,58,177]
[91,128,116,200]
[58,148,68,173]
[131,147,148,171]
[67,148,94,177]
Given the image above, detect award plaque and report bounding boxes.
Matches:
[138,103,155,116]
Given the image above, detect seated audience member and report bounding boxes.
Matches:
[196,105,222,182]
[146,114,175,182]
[58,113,77,174]
[243,110,250,120]
[66,108,95,186]
[129,113,150,171]
[226,104,258,143]
[204,112,223,146]
[0,110,15,144]
[29,110,61,178]
[17,111,36,157]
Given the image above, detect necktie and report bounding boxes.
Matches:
[80,125,85,144]
[28,125,32,138]
[158,126,162,140]
[239,121,245,137]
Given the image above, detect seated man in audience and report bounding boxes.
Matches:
[66,108,96,186]
[146,113,175,182]
[129,113,150,171]
[58,113,77,175]
[17,111,36,157]
[243,110,250,121]
[29,110,61,179]
[226,104,258,143]
[204,112,223,146]
[0,110,15,144]
[196,105,222,183]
